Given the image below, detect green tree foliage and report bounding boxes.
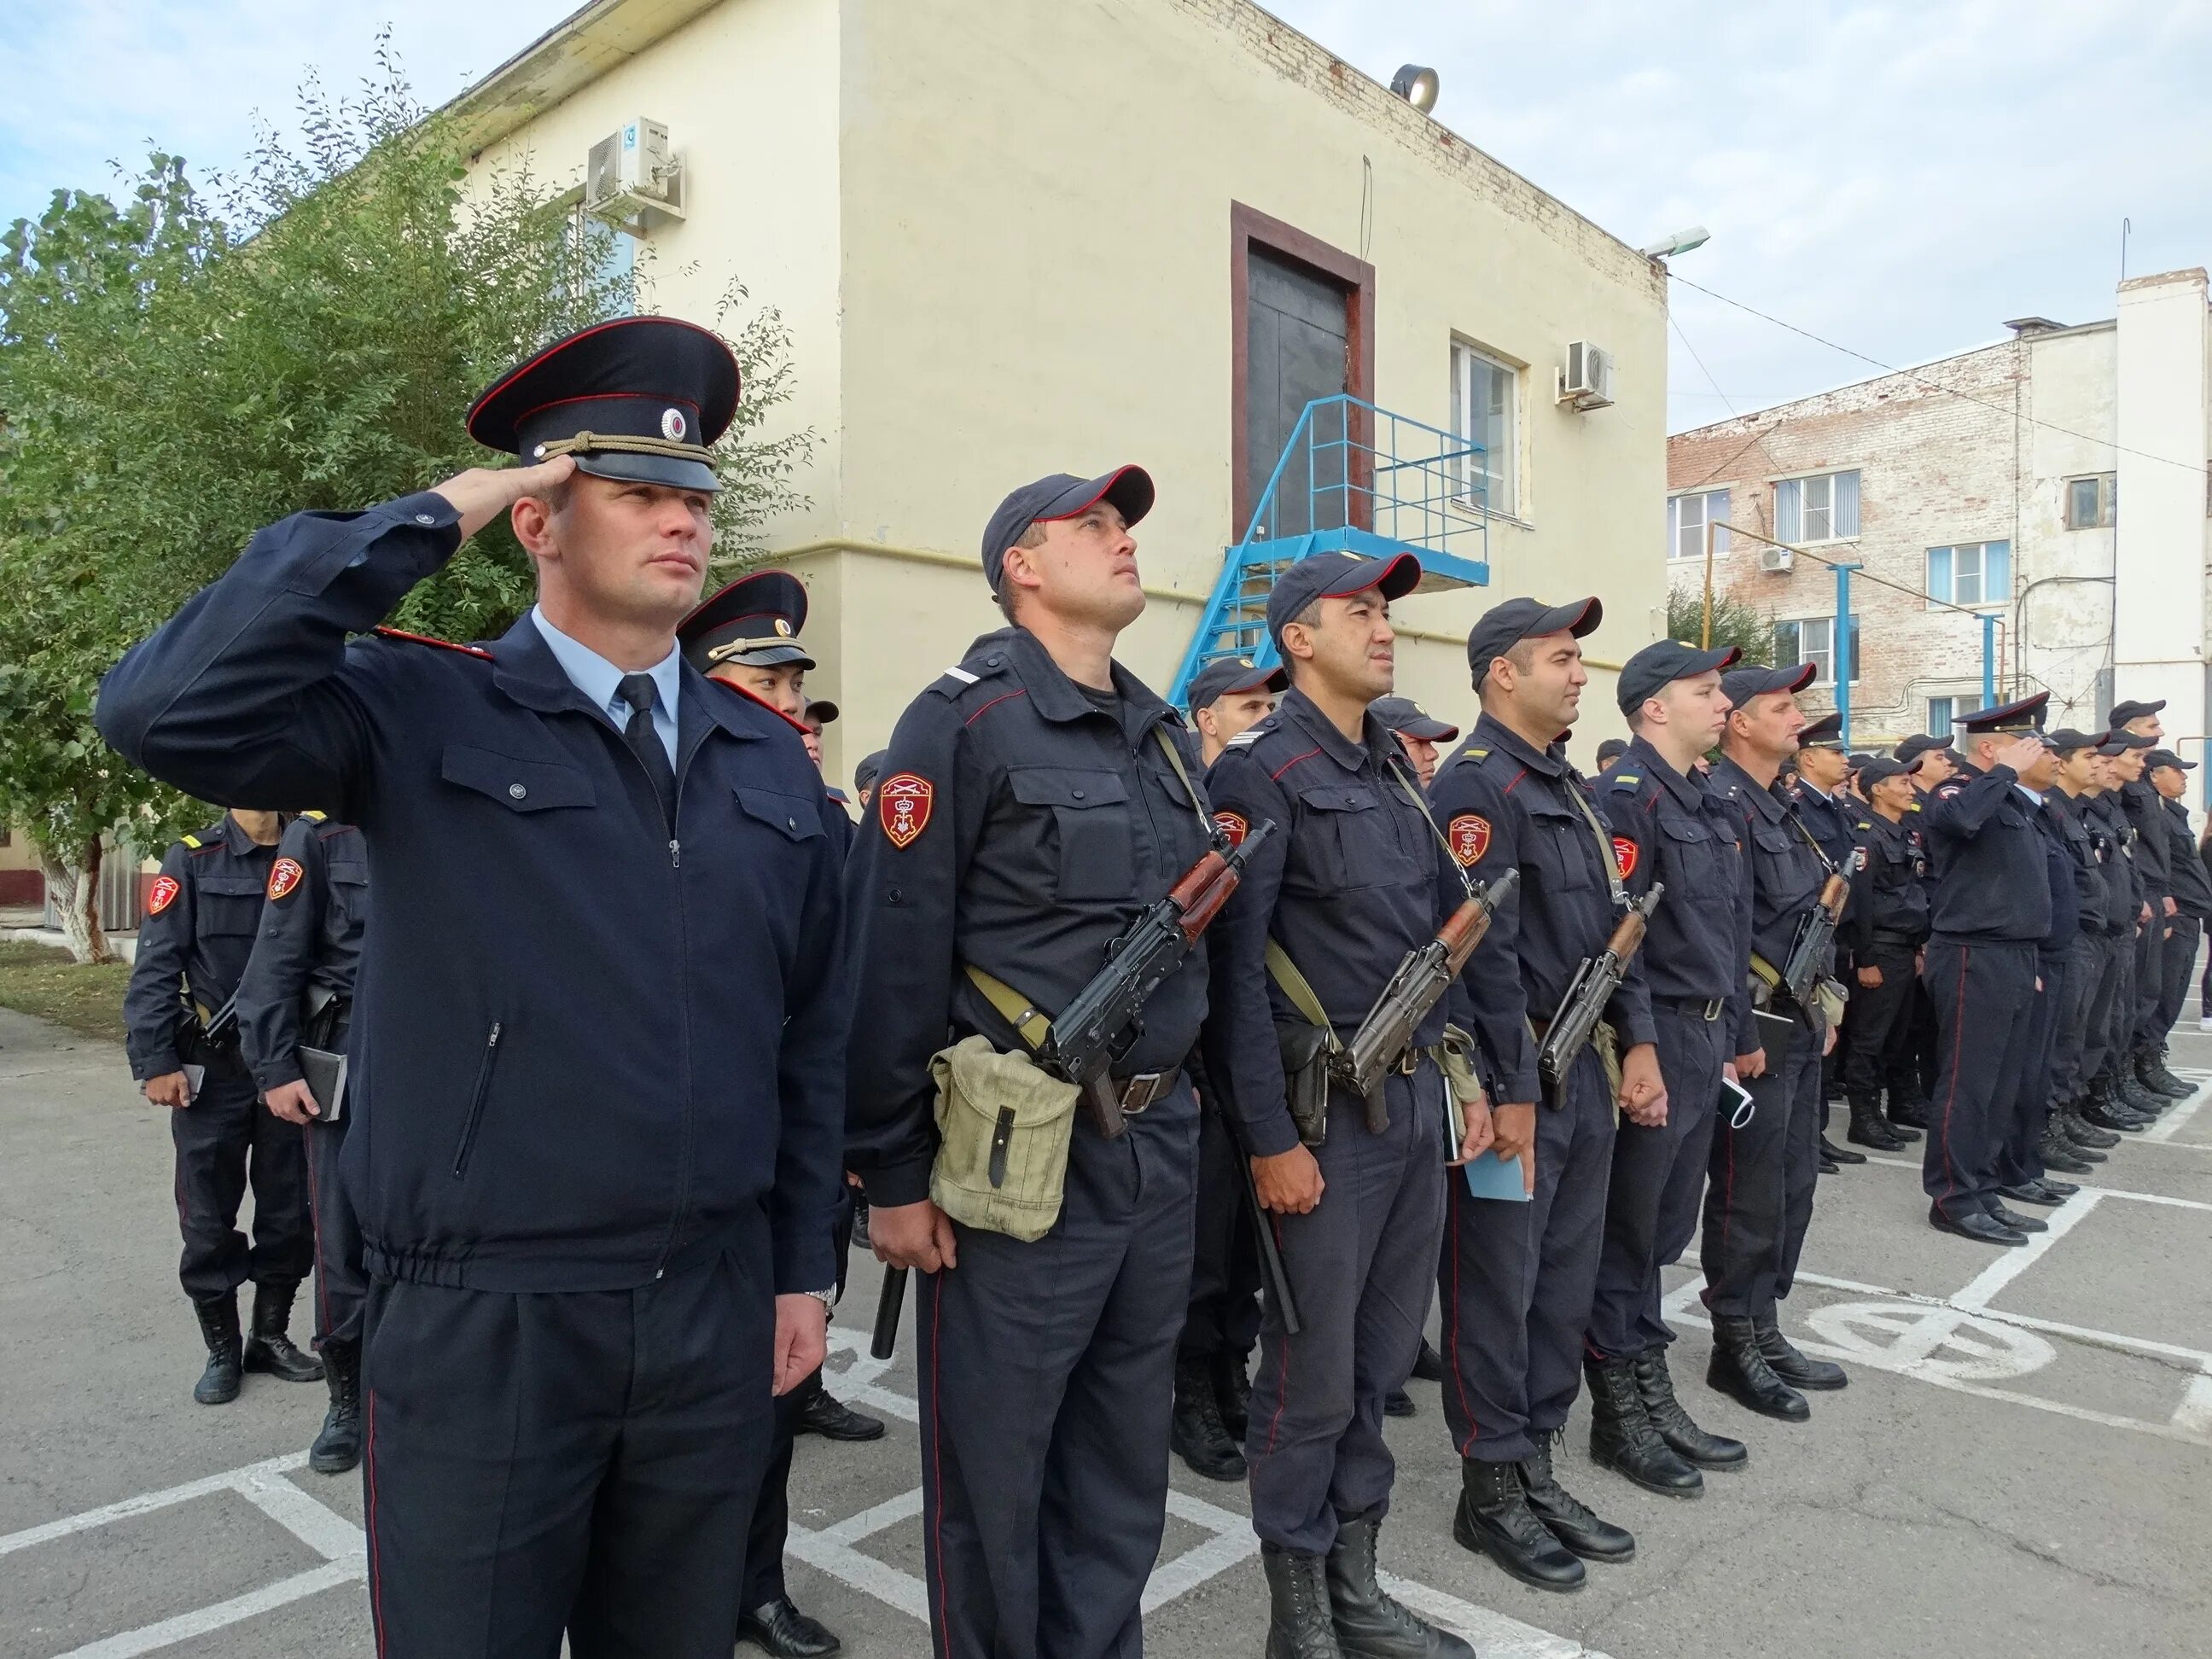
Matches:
[0,46,810,959]
[1666,582,1775,667]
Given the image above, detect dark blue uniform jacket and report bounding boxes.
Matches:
[1599,738,1750,1036]
[121,817,276,1081]
[1922,764,2053,945]
[237,814,366,1092]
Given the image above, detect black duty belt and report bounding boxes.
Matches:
[1869,929,1928,949]
[1108,1070,1179,1115]
[1656,995,1727,1022]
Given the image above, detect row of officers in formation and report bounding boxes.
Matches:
[94,317,2198,1659]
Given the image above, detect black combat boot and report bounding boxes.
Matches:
[1171,1354,1246,1481]
[1519,1433,1634,1563]
[242,1281,323,1382]
[2139,1046,2192,1099]
[1706,1314,1809,1421]
[738,1597,841,1657]
[1410,1338,1445,1382]
[1633,1348,1747,1470]
[2085,1080,2151,1131]
[2060,1102,2117,1151]
[1888,1090,1932,1132]
[1324,1510,1474,1657]
[2115,1070,2168,1117]
[309,1339,362,1474]
[1450,1457,1583,1591]
[1382,1389,1416,1417]
[191,1294,243,1406]
[2035,1121,2093,1174]
[795,1376,886,1442]
[1819,1133,1865,1166]
[1754,1313,1847,1390]
[1261,1541,1344,1658]
[1216,1348,1254,1443]
[1845,1096,1907,1150]
[1583,1355,1701,1496]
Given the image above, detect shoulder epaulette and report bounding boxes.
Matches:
[180,834,202,849]
[1857,819,1873,830]
[300,810,327,823]
[926,655,1014,701]
[1906,800,1924,812]
[1225,726,1266,750]
[1468,747,1490,760]
[1609,772,1640,789]
[373,626,493,661]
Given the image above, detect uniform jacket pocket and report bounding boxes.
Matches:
[1007,766,1135,902]
[440,745,597,813]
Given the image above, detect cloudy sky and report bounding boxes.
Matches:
[4,1,2208,432]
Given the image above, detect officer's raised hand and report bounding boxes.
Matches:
[1487,1101,1540,1196]
[1250,1145,1324,1214]
[430,454,578,542]
[871,1197,959,1273]
[1615,1041,1668,1128]
[264,1079,319,1125]
[143,1070,192,1110]
[1990,732,2048,778]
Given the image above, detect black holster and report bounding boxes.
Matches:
[1278,1024,1333,1147]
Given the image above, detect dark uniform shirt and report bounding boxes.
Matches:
[1922,765,2053,944]
[96,493,851,1296]
[2034,802,2082,957]
[237,813,367,1092]
[121,817,277,1082]
[2087,791,2146,921]
[1202,686,1469,1155]
[2042,793,2111,935]
[1428,712,1656,1105]
[1846,812,1929,949]
[1707,754,1829,1051]
[2159,796,2212,920]
[1598,736,1750,1027]
[844,627,1216,1202]
[2120,779,2173,899]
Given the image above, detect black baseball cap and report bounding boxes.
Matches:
[1466,597,1602,690]
[1857,757,1910,789]
[2105,698,2166,728]
[1187,655,1289,711]
[2098,730,2155,756]
[1264,550,1423,647]
[854,750,888,795]
[1596,737,1628,765]
[1371,696,1459,742]
[1720,661,1817,707]
[2148,748,2197,771]
[1615,639,1739,713]
[804,699,840,728]
[2046,728,2104,754]
[979,466,1155,593]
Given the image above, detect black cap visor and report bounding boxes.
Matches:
[573,448,722,494]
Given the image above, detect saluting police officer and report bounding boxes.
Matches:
[1429,597,1667,1593]
[1203,550,1476,1656]
[124,808,321,1405]
[678,572,880,1659]
[1702,662,1848,1421]
[1171,655,1286,1484]
[1790,712,1864,1170]
[1837,760,1927,1153]
[236,809,367,1471]
[1586,640,1752,1496]
[1918,696,2059,1246]
[847,467,1216,1659]
[99,317,852,1657]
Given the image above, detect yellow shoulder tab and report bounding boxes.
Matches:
[180,835,202,849]
[300,810,327,822]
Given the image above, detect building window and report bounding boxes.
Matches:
[1774,615,1858,686]
[1927,696,1970,739]
[1451,341,1518,517]
[1773,469,1860,543]
[1926,541,2011,608]
[566,203,637,318]
[1668,490,1731,560]
[2064,474,2116,529]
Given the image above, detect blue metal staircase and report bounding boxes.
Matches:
[1168,395,1491,707]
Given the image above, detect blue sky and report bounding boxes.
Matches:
[4,1,2208,432]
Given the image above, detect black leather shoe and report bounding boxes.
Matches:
[1584,1356,1701,1496]
[1985,1202,2047,1234]
[1819,1134,1865,1165]
[242,1281,323,1383]
[738,1597,841,1657]
[1930,1204,2026,1245]
[1382,1388,1416,1417]
[1451,1458,1584,1591]
[1326,1510,1476,1656]
[1519,1435,1634,1563]
[1411,1339,1445,1382]
[1171,1355,1246,1481]
[1817,1150,1840,1174]
[1263,1542,1346,1656]
[1846,1098,1907,1150]
[1633,1348,1746,1469]
[310,1340,362,1475]
[191,1294,242,1406]
[1998,1179,2067,1207]
[2084,1091,2150,1132]
[2032,1176,2079,1197]
[1706,1315,1809,1421]
[1753,1315,1846,1390]
[796,1383,886,1442]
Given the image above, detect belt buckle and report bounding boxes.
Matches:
[1702,998,1725,1022]
[1118,1071,1167,1115]
[1394,1051,1420,1076]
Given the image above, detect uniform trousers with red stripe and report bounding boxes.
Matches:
[302,1112,365,1348]
[1247,1067,1443,1553]
[1920,939,2040,1222]
[915,1086,1196,1659]
[1700,999,1824,1319]
[1438,1046,1614,1465]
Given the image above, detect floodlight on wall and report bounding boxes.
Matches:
[1390,65,1441,114]
[1638,225,1710,259]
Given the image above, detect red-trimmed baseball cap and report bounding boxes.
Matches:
[980,467,1155,592]
[1187,655,1289,710]
[1467,597,1603,690]
[1264,550,1423,647]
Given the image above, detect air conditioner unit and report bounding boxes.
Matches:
[1759,545,1794,573]
[1557,341,1615,411]
[585,119,684,230]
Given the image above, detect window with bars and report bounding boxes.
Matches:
[1668,490,1731,560]
[1773,469,1860,543]
[1926,541,2011,608]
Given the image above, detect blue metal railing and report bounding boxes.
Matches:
[1168,396,1492,706]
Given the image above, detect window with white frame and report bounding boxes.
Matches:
[1773,614,1859,686]
[2064,474,2116,529]
[1926,541,2011,608]
[1668,490,1731,560]
[565,202,637,317]
[1773,469,1860,543]
[1451,341,1518,517]
[1927,696,1970,739]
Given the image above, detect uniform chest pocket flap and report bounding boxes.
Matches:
[196,876,266,935]
[1007,766,1134,901]
[1657,816,1729,888]
[1293,783,1400,890]
[440,745,597,813]
[734,787,825,843]
[1749,824,1796,859]
[1528,802,1600,889]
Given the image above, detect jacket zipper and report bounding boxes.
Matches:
[451,1021,504,1177]
[653,756,696,1280]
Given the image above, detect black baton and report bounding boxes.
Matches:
[870,1266,907,1360]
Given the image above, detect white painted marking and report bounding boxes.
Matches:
[2171,1369,2212,1439]
[1804,1301,2056,1382]
[0,1453,307,1557]
[1142,1491,1260,1614]
[1951,1190,2104,1310]
[50,1560,359,1659]
[1793,1272,2211,1366]
[812,1487,922,1547]
[234,1466,365,1563]
[784,1524,934,1623]
[1381,1574,1595,1658]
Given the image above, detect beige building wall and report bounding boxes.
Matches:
[457,0,1671,786]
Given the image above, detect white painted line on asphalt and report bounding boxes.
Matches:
[0,1452,307,1557]
[1951,1190,2104,1311]
[1793,1271,2210,1367]
[1381,1574,1598,1659]
[49,1560,359,1659]
[2139,1077,2210,1144]
[2172,1368,2212,1439]
[809,1487,922,1547]
[783,1522,933,1623]
[234,1465,364,1563]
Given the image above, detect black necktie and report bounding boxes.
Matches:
[617,672,678,825]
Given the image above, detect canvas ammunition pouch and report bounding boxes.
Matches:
[928,1034,1079,1243]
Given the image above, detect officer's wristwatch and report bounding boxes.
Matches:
[801,1286,835,1310]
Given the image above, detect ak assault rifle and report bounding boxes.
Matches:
[1335,870,1518,1132]
[870,821,1278,1361]
[1781,869,1852,1004]
[1536,884,1663,1094]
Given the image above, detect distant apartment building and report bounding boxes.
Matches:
[1666,267,2212,756]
